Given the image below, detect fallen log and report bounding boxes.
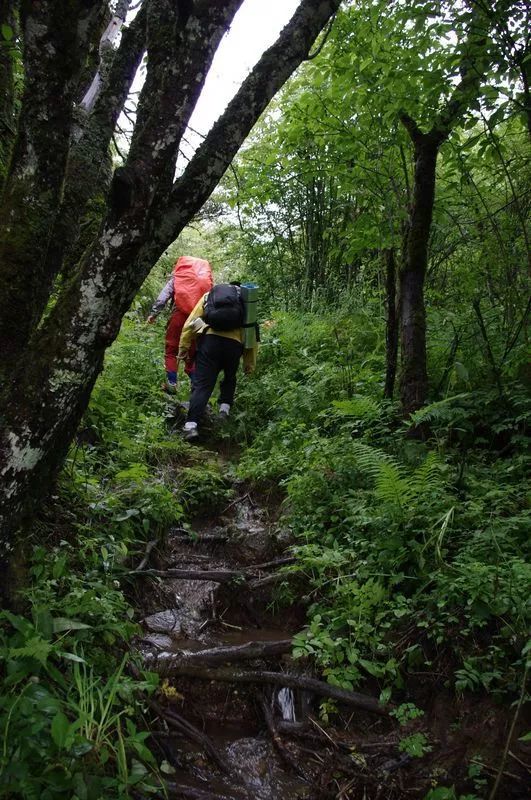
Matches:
[147,639,293,667]
[171,529,231,544]
[149,665,389,716]
[164,783,236,800]
[246,555,296,571]
[125,568,246,582]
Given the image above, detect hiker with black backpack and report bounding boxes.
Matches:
[177,282,259,441]
[147,256,213,392]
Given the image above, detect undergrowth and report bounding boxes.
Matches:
[0,317,228,799]
[234,312,530,699]
[1,308,529,798]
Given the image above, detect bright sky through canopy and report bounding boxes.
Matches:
[188,0,301,137]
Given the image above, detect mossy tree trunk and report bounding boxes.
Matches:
[0,0,342,589]
[0,0,18,187]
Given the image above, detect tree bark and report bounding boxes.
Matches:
[398,131,438,415]
[0,1,106,389]
[383,247,399,399]
[0,0,17,187]
[0,0,343,574]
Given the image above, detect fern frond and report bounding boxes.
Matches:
[411,452,444,498]
[409,394,471,426]
[332,396,381,420]
[350,441,402,480]
[374,461,411,510]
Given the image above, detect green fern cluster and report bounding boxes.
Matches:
[350,441,444,516]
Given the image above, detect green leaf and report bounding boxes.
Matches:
[51,711,70,749]
[53,617,92,633]
[71,737,94,757]
[1,23,13,41]
[10,636,53,665]
[58,650,87,664]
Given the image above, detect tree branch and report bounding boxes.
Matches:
[152,0,343,251]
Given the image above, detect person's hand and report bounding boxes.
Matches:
[147,314,157,324]
[244,364,253,376]
[178,348,189,361]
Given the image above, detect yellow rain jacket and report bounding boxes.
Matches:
[178,293,257,373]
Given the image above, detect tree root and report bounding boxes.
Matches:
[149,665,389,716]
[149,699,232,776]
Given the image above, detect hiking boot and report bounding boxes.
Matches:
[218,403,230,422]
[182,423,199,442]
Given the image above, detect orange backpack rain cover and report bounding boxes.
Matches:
[173,256,213,314]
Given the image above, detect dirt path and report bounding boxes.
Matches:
[130,439,530,800]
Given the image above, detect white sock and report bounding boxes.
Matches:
[219,403,230,414]
[184,421,197,430]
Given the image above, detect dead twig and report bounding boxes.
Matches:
[488,664,528,799]
[220,492,252,513]
[134,538,159,572]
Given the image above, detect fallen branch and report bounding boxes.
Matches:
[128,565,296,587]
[149,665,389,716]
[488,663,528,799]
[134,539,159,572]
[126,568,246,582]
[171,528,231,543]
[149,699,231,776]
[146,639,292,667]
[248,556,296,571]
[221,492,253,513]
[249,572,292,590]
[164,784,236,800]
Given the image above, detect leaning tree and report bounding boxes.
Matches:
[0,0,342,575]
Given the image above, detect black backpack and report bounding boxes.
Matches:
[203,284,245,331]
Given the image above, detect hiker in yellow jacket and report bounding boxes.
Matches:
[178,283,257,441]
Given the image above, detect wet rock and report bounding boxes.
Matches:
[140,633,175,650]
[143,609,183,634]
[224,737,308,799]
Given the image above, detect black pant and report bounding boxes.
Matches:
[187,334,243,424]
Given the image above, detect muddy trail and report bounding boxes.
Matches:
[129,440,530,800]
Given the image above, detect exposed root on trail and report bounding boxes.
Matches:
[149,664,388,716]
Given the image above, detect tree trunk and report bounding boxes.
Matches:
[0,1,106,389]
[0,0,343,586]
[383,247,398,399]
[397,9,489,415]
[0,0,17,187]
[398,133,439,415]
